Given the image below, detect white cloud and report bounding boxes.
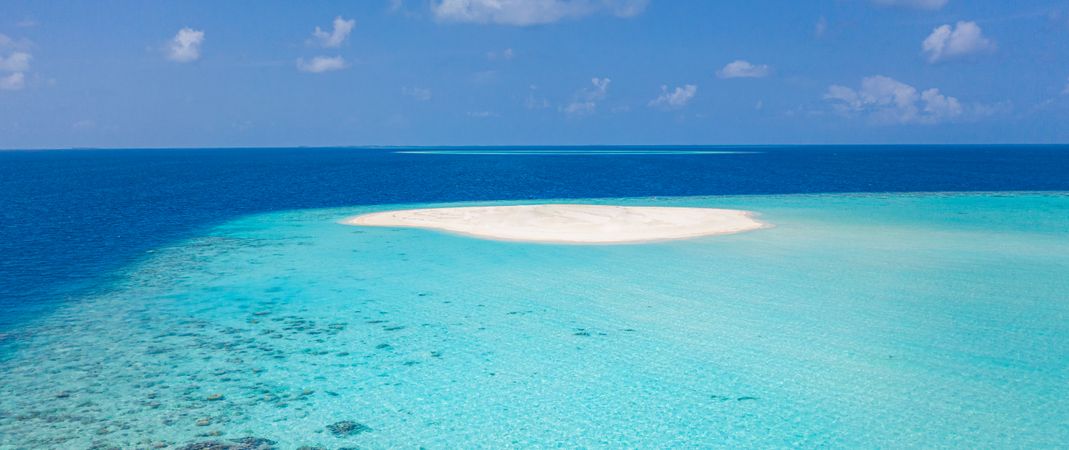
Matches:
[0,34,32,51]
[487,48,514,60]
[1062,77,1069,95]
[608,0,647,17]
[525,85,550,109]
[922,21,995,63]
[648,84,697,110]
[562,77,610,116]
[717,60,770,79]
[0,51,30,72]
[823,75,983,124]
[920,88,963,118]
[312,16,355,48]
[168,28,204,63]
[431,0,648,26]
[467,110,499,118]
[562,102,595,115]
[0,72,24,91]
[402,86,432,101]
[0,34,24,49]
[387,0,421,18]
[525,95,550,109]
[72,119,96,131]
[871,0,947,10]
[471,69,498,83]
[589,78,611,95]
[296,56,347,73]
[0,37,30,91]
[814,16,828,38]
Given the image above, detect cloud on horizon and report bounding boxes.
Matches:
[431,0,648,26]
[824,75,995,124]
[562,77,611,116]
[648,84,697,110]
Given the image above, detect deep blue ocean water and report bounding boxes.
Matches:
[3,145,1068,330]
[2,146,1069,448]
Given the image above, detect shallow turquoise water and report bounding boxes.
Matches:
[2,193,1068,448]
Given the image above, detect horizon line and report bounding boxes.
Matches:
[4,143,1069,152]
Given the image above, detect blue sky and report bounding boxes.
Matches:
[1,0,1068,148]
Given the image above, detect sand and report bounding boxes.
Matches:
[342,204,766,244]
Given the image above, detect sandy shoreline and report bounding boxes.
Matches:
[342,204,766,244]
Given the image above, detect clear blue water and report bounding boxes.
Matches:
[1,147,1068,448]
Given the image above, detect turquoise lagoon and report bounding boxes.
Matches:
[1,192,1068,448]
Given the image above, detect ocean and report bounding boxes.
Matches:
[1,146,1068,448]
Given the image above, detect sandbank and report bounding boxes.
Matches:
[342,204,766,244]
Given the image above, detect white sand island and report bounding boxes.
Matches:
[342,204,766,244]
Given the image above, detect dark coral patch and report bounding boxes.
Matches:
[326,420,372,437]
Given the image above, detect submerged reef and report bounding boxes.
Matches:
[327,420,372,437]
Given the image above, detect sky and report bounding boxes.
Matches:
[1,0,1069,148]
